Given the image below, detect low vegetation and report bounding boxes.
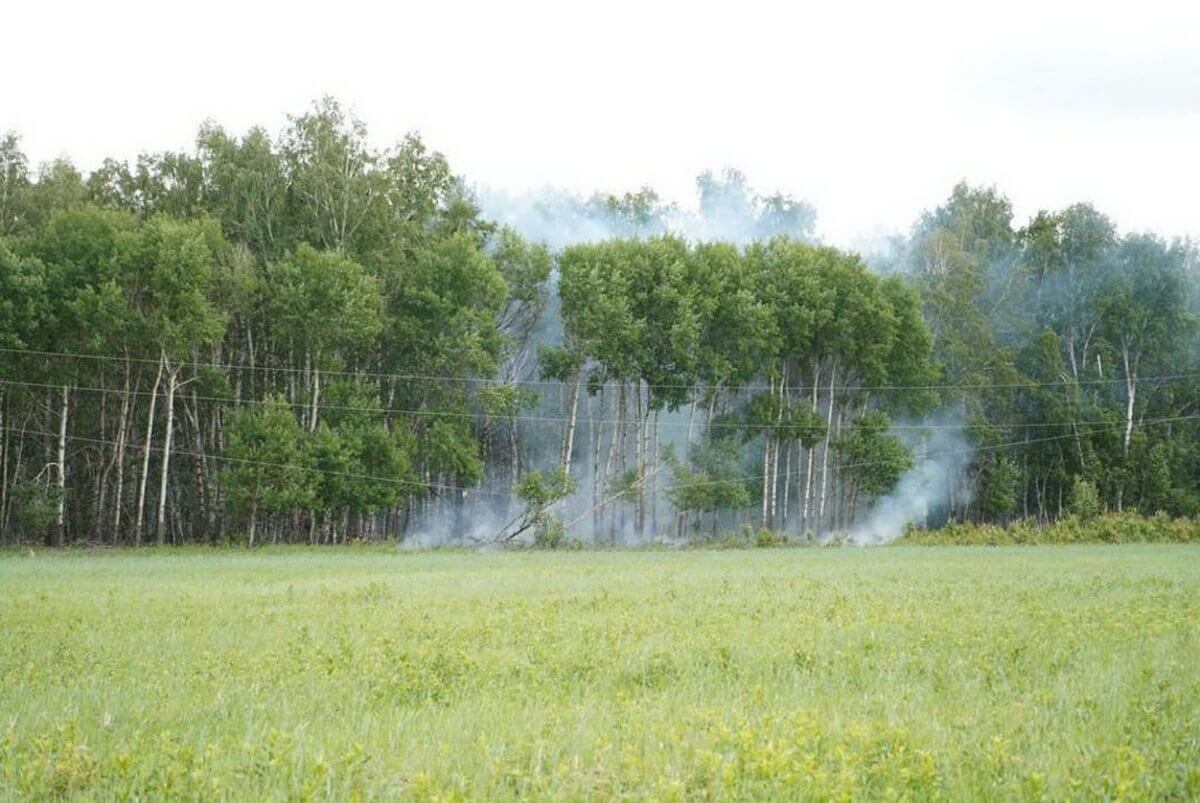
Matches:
[899,512,1200,545]
[2,546,1198,799]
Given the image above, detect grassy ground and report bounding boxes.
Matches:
[1,545,1198,800]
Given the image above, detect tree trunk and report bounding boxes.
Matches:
[651,408,660,536]
[782,436,792,529]
[770,369,785,527]
[184,388,208,543]
[157,363,179,544]
[760,382,771,528]
[0,386,7,539]
[1122,346,1137,456]
[94,379,110,543]
[248,500,258,548]
[509,417,520,489]
[604,383,624,543]
[5,426,25,539]
[135,355,164,545]
[817,364,837,532]
[112,364,132,541]
[310,364,321,432]
[53,384,69,547]
[635,381,645,536]
[1066,323,1079,381]
[801,362,820,537]
[591,385,602,538]
[562,368,582,470]
[830,408,844,533]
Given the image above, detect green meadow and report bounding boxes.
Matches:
[2,545,1198,800]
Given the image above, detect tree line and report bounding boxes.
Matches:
[0,100,1196,546]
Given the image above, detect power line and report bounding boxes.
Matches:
[562,415,1200,533]
[1,376,1195,434]
[8,415,1196,534]
[842,415,1200,470]
[3,426,510,498]
[4,345,1198,395]
[649,414,1200,493]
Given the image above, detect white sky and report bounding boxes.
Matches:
[4,0,1199,248]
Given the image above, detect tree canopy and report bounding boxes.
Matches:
[0,106,1196,547]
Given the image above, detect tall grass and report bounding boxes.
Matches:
[1,546,1198,799]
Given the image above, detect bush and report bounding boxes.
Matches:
[898,513,1200,545]
[11,481,58,543]
[755,528,783,548]
[1068,477,1102,520]
[533,515,567,549]
[685,526,779,550]
[516,466,576,549]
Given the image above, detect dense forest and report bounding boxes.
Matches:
[0,99,1197,546]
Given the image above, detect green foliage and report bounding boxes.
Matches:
[223,397,315,542]
[901,512,1200,545]
[1068,476,1102,520]
[8,480,58,541]
[536,345,581,383]
[978,454,1021,520]
[560,236,702,409]
[379,232,509,382]
[2,101,1199,548]
[835,412,913,498]
[754,528,781,547]
[419,421,484,488]
[265,244,382,363]
[532,515,568,550]
[493,227,551,330]
[0,241,45,352]
[481,383,538,422]
[667,438,751,517]
[516,466,577,549]
[0,131,31,235]
[280,97,392,255]
[123,216,230,356]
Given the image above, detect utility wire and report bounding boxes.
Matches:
[561,415,1200,533]
[2,426,510,498]
[24,413,1179,501]
[1,376,1195,434]
[4,345,1198,395]
[646,414,1200,493]
[8,415,1196,530]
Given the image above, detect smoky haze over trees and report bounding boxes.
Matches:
[0,100,1197,547]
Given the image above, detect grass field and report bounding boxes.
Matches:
[2,546,1199,800]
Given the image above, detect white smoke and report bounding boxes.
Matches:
[457,175,967,549]
[476,186,631,250]
[475,167,817,250]
[847,416,974,545]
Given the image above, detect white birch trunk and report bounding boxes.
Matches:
[112,365,131,538]
[54,384,69,545]
[817,364,837,531]
[156,364,178,544]
[562,370,582,470]
[135,355,164,545]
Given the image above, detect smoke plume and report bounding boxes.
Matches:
[848,418,974,545]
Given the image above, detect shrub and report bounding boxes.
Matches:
[1068,477,1102,520]
[755,529,782,548]
[533,516,567,550]
[898,513,1200,545]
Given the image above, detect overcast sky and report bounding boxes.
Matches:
[4,0,1199,248]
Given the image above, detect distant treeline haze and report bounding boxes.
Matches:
[0,99,1196,546]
